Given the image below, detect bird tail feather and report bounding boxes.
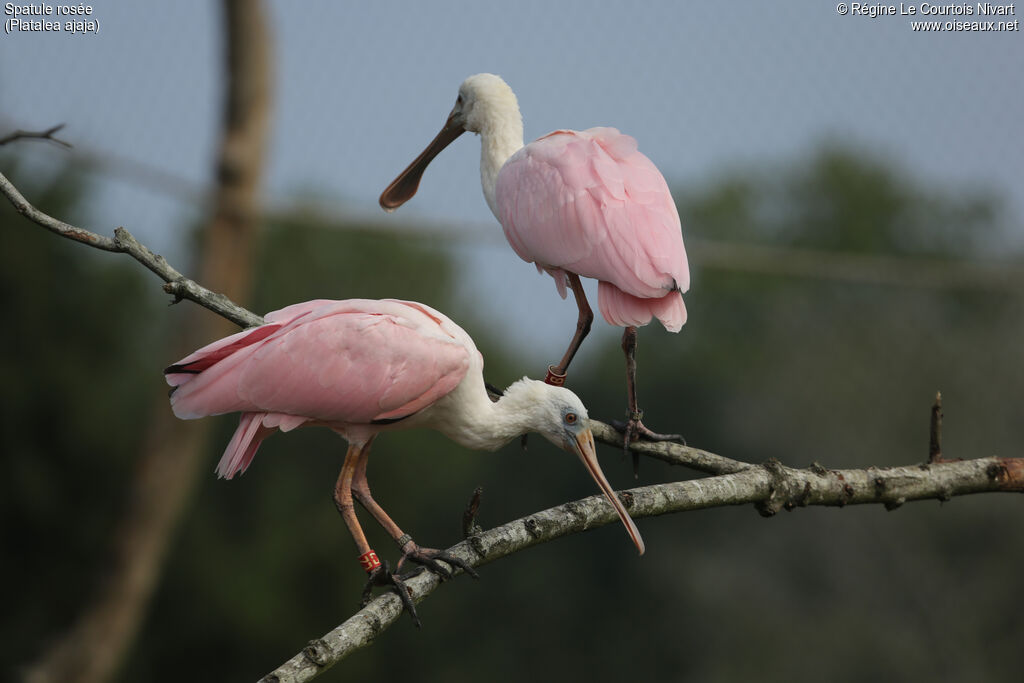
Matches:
[597,282,687,332]
[216,412,275,479]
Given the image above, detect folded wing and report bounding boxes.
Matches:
[165,299,471,477]
[496,127,690,304]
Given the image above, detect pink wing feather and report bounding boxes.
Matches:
[166,299,471,478]
[496,127,689,331]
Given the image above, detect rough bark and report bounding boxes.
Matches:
[5,164,1024,680]
[0,177,262,328]
[4,104,1022,683]
[260,455,1024,682]
[6,161,1023,680]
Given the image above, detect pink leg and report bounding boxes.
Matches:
[350,444,477,580]
[332,439,422,626]
[621,326,684,476]
[547,273,593,385]
[332,442,373,556]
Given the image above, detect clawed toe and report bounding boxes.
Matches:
[361,560,421,628]
[610,414,687,477]
[397,544,479,580]
[631,421,685,445]
[611,416,686,447]
[357,542,478,629]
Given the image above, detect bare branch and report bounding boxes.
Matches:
[590,420,749,474]
[261,453,1024,682]
[4,163,1021,681]
[0,170,263,329]
[461,486,484,538]
[0,171,117,250]
[929,391,944,463]
[0,123,72,148]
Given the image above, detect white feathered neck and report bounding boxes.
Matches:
[458,73,525,218]
[421,374,585,452]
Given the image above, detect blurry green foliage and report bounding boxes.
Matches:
[0,157,160,667]
[3,145,1022,683]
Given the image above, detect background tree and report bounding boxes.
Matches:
[19,1,273,680]
[4,141,1021,682]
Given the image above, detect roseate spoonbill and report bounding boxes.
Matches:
[379,73,689,463]
[165,298,643,626]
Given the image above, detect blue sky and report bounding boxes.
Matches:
[3,0,1021,359]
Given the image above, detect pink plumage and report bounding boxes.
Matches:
[165,292,649,601]
[496,127,689,332]
[166,299,471,479]
[378,73,689,451]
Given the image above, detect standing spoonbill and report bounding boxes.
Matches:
[379,73,689,461]
[165,298,643,626]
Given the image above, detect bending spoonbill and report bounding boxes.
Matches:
[165,298,643,626]
[379,73,689,461]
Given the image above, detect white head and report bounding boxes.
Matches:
[498,379,588,444]
[499,379,645,556]
[449,73,521,135]
[379,73,524,212]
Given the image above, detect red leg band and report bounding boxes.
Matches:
[544,366,567,386]
[358,550,382,573]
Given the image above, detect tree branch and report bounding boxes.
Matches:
[589,420,749,474]
[0,123,72,148]
[0,167,771,480]
[261,453,1024,682]
[3,167,1021,682]
[0,170,263,329]
[929,391,944,463]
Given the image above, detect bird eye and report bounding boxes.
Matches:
[456,94,464,106]
[565,412,577,425]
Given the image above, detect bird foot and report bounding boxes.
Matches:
[611,413,687,478]
[396,542,479,580]
[360,560,422,628]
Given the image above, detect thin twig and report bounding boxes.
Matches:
[4,167,1023,683]
[461,487,484,538]
[0,170,263,329]
[929,391,944,463]
[590,420,749,474]
[0,123,73,148]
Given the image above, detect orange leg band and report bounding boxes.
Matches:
[359,550,382,573]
